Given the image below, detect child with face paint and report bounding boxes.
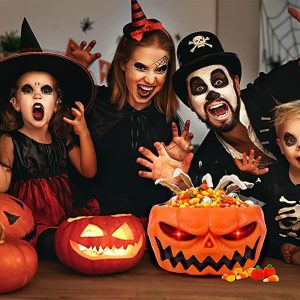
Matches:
[68,0,193,224]
[0,19,99,258]
[234,101,300,264]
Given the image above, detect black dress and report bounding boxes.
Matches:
[8,130,100,239]
[83,86,178,218]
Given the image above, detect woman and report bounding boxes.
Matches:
[69,0,192,223]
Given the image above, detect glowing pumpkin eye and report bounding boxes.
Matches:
[160,222,196,241]
[80,224,104,237]
[112,223,134,240]
[222,222,257,241]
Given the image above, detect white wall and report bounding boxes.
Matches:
[0,0,261,145]
[217,0,260,89]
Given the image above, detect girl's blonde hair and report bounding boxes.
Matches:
[273,100,300,136]
[107,30,178,120]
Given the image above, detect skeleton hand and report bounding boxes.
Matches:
[164,120,194,161]
[234,149,269,176]
[68,40,101,68]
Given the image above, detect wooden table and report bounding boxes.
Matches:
[1,252,299,300]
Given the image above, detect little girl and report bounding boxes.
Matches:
[0,20,99,258]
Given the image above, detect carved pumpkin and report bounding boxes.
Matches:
[0,223,38,293]
[55,214,146,274]
[148,204,266,276]
[0,193,37,245]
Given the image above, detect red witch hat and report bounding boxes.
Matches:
[123,0,170,42]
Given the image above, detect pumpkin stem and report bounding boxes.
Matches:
[0,222,5,244]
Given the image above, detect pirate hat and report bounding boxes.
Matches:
[173,31,241,106]
[0,18,95,111]
[123,0,170,41]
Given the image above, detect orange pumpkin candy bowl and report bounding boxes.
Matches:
[54,214,146,275]
[147,186,267,276]
[0,193,37,246]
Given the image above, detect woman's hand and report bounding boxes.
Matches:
[68,40,101,68]
[165,120,194,161]
[137,142,194,185]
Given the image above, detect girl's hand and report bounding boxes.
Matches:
[234,149,269,176]
[164,120,194,161]
[68,40,101,68]
[63,101,89,136]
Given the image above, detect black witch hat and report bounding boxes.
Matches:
[0,18,95,110]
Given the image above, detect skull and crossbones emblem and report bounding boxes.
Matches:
[188,35,213,53]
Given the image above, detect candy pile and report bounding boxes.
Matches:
[222,264,279,283]
[165,183,251,208]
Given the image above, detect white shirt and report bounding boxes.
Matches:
[216,99,277,167]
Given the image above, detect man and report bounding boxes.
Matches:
[137,7,300,186]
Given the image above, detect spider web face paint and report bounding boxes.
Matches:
[152,56,169,69]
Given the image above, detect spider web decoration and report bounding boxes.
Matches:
[260,0,300,72]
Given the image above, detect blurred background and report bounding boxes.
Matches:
[1,0,299,146]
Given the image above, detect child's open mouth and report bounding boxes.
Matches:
[32,103,44,121]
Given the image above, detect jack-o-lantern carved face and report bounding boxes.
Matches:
[55,214,146,274]
[148,205,266,275]
[0,194,37,245]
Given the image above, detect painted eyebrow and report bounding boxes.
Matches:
[190,76,206,86]
[134,62,146,68]
[283,132,295,139]
[283,132,297,144]
[20,84,33,90]
[210,68,227,80]
[152,56,169,68]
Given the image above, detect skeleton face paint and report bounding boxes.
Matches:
[277,118,300,172]
[121,45,169,110]
[187,65,240,132]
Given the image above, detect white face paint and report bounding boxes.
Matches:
[186,65,240,132]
